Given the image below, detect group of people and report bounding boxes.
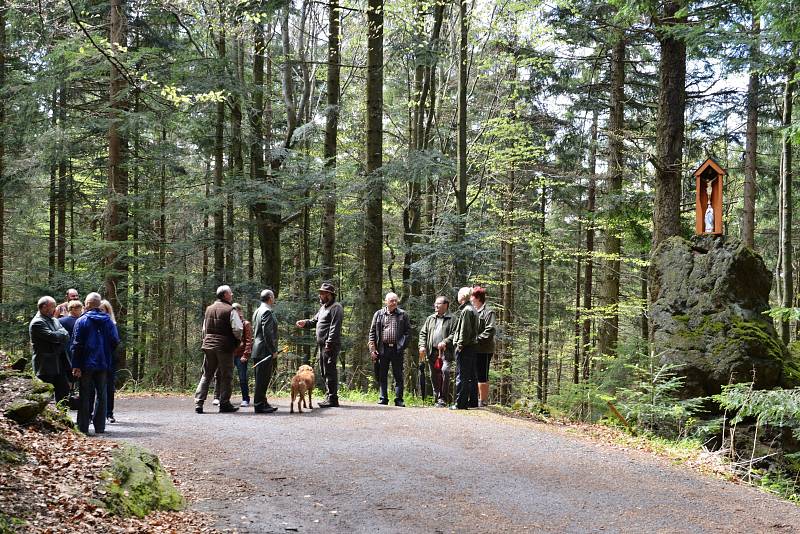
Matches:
[194,282,343,413]
[29,289,120,434]
[370,285,495,409]
[194,281,494,414]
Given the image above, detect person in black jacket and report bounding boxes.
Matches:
[369,292,411,407]
[29,296,71,404]
[251,289,279,413]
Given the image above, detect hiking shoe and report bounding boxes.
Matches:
[394,400,405,407]
[195,405,203,414]
[219,404,239,413]
[240,400,250,407]
[212,399,220,406]
[107,415,116,423]
[318,399,339,408]
[376,399,389,406]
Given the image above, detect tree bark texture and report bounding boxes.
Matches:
[581,109,598,382]
[741,16,759,249]
[780,61,795,344]
[213,23,225,285]
[107,0,129,372]
[363,0,384,356]
[652,1,687,248]
[454,0,468,281]
[0,0,5,305]
[321,0,340,282]
[597,36,625,358]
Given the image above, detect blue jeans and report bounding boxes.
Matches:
[234,355,250,402]
[78,369,107,434]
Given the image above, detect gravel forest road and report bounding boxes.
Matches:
[110,395,800,534]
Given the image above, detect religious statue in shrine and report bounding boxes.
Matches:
[704,177,716,233]
[694,158,726,236]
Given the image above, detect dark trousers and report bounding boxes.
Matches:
[234,355,250,402]
[319,344,339,401]
[377,346,404,403]
[106,365,116,417]
[253,356,275,408]
[427,356,452,404]
[454,347,476,409]
[195,348,234,407]
[40,373,70,406]
[78,370,107,434]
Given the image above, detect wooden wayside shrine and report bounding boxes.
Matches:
[694,157,726,235]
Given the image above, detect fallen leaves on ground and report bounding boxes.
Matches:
[0,415,219,533]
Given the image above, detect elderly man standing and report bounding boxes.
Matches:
[71,292,119,434]
[194,285,243,414]
[55,288,80,319]
[450,287,479,410]
[29,296,71,404]
[369,292,411,407]
[296,282,343,408]
[251,289,278,413]
[418,295,455,407]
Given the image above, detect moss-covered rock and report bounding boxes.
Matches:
[100,443,184,518]
[0,435,25,465]
[650,235,788,401]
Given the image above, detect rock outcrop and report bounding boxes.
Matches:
[649,235,791,399]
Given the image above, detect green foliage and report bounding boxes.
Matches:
[614,359,704,438]
[714,383,800,440]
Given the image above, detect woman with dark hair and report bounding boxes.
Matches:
[470,286,495,408]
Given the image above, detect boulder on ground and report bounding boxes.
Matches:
[649,235,790,399]
[101,443,184,518]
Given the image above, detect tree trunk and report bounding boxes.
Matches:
[49,90,56,281]
[213,23,226,285]
[780,61,795,343]
[653,1,687,248]
[57,84,67,272]
[573,221,581,386]
[250,22,264,283]
[454,0,468,280]
[499,168,515,404]
[228,38,243,281]
[321,0,340,282]
[107,0,129,373]
[361,0,384,385]
[0,0,5,306]
[581,109,598,382]
[597,36,625,358]
[543,277,551,404]
[537,186,546,402]
[741,16,759,249]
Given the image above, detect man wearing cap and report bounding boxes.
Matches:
[194,285,243,414]
[295,282,343,408]
[251,289,279,413]
[369,292,411,407]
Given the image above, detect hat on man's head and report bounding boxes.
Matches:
[318,282,336,294]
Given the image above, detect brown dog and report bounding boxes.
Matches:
[290,364,315,413]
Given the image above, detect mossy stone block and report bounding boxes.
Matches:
[101,443,184,518]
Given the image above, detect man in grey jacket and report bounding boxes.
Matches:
[251,289,279,413]
[29,296,71,404]
[296,282,343,408]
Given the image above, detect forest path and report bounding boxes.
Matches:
[110,395,800,533]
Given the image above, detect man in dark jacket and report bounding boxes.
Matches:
[71,292,120,434]
[296,282,343,408]
[194,285,243,414]
[251,289,279,413]
[470,286,496,407]
[29,296,71,404]
[418,296,455,407]
[450,287,479,410]
[369,292,411,407]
